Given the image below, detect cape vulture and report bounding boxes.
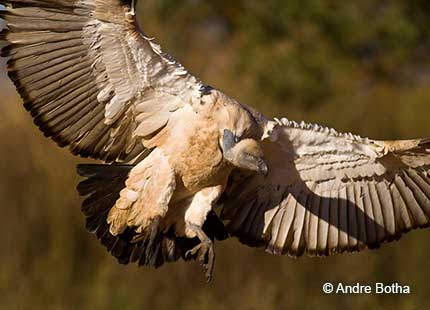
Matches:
[1,0,430,282]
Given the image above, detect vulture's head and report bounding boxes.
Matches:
[215,98,269,176]
[221,129,269,176]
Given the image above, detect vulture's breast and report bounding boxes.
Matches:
[173,119,229,192]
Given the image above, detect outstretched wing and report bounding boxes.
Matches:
[0,0,204,162]
[221,118,430,256]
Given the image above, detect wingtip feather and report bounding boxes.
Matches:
[381,138,430,154]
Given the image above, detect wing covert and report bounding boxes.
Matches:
[221,118,430,257]
[0,0,204,162]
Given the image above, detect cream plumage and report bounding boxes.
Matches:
[1,0,430,282]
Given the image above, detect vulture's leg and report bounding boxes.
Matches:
[185,224,215,282]
[183,185,224,282]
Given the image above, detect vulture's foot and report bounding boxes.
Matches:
[185,223,215,282]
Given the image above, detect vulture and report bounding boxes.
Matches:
[1,0,430,282]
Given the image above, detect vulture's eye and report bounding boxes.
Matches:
[234,136,241,143]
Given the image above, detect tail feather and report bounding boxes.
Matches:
[77,164,143,264]
[76,164,229,269]
[77,164,131,229]
[77,164,168,266]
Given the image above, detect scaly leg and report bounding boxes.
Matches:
[183,185,224,282]
[185,223,215,282]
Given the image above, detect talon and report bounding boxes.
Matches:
[185,239,215,282]
[204,245,215,283]
[198,253,206,266]
[185,222,216,282]
[185,250,195,259]
[185,243,202,259]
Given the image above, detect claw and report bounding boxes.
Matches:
[185,247,197,260]
[185,239,215,282]
[205,246,215,283]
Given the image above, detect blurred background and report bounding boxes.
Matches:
[1,0,430,309]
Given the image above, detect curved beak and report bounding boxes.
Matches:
[221,129,268,177]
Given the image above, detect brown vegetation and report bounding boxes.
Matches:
[1,1,430,309]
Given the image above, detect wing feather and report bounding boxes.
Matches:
[346,184,358,249]
[273,193,295,255]
[327,190,339,253]
[290,190,308,256]
[0,0,204,162]
[307,188,320,255]
[337,186,349,252]
[317,185,330,253]
[222,118,430,257]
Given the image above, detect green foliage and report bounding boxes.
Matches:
[147,0,430,112]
